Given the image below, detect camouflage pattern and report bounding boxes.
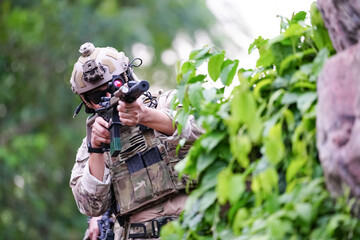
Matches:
[147,161,174,195]
[69,89,204,218]
[130,168,154,203]
[111,161,137,214]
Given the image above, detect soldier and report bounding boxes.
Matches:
[69,42,202,239]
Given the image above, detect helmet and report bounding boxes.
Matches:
[70,42,129,95]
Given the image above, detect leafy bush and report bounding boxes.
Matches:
[162,3,360,240]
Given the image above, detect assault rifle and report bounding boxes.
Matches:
[95,79,149,157]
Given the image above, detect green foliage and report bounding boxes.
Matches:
[162,4,360,239]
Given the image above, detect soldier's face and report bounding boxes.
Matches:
[85,84,111,109]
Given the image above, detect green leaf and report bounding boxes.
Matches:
[264,123,285,165]
[252,167,279,205]
[228,174,245,204]
[256,45,274,68]
[231,134,251,168]
[248,116,262,142]
[232,208,249,235]
[197,152,217,174]
[292,122,306,155]
[253,78,272,101]
[231,88,257,125]
[312,26,333,51]
[284,23,308,38]
[180,61,195,74]
[208,52,225,81]
[295,203,312,223]
[200,131,226,153]
[220,59,239,86]
[269,42,293,69]
[312,48,329,77]
[248,36,267,54]
[216,169,231,204]
[179,61,196,84]
[262,168,279,194]
[203,87,217,103]
[160,221,184,240]
[263,110,282,136]
[267,89,285,112]
[326,214,350,235]
[187,74,206,84]
[238,69,250,90]
[279,48,316,75]
[281,92,299,105]
[188,82,203,113]
[292,11,307,23]
[175,109,189,136]
[297,92,317,114]
[189,45,212,60]
[283,109,295,131]
[199,191,217,211]
[286,157,306,182]
[310,2,324,27]
[268,219,289,239]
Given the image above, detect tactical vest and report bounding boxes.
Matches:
[86,107,196,216]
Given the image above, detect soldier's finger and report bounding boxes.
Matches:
[96,117,109,128]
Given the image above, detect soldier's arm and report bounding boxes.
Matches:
[69,138,112,217]
[117,98,175,135]
[88,117,110,181]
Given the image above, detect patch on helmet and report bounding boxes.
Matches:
[74,70,86,88]
[106,50,120,61]
[101,59,116,74]
[89,48,100,60]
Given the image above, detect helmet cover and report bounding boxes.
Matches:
[70,42,129,95]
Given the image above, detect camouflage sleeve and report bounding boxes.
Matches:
[69,137,112,217]
[155,89,204,144]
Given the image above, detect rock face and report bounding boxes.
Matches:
[318,0,360,52]
[317,0,360,198]
[317,43,360,197]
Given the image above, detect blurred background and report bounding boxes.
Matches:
[0,0,313,239]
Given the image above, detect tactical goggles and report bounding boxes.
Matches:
[84,86,108,104]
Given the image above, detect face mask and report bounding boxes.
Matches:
[85,88,108,104]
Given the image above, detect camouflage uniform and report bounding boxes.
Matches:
[70,89,202,239]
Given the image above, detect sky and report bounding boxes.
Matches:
[180,0,317,68]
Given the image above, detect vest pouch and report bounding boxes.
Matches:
[142,147,176,195]
[127,153,154,203]
[110,161,137,214]
[147,161,175,195]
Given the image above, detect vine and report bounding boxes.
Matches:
[162,3,360,240]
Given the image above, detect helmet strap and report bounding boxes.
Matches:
[73,96,95,118]
[73,101,84,118]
